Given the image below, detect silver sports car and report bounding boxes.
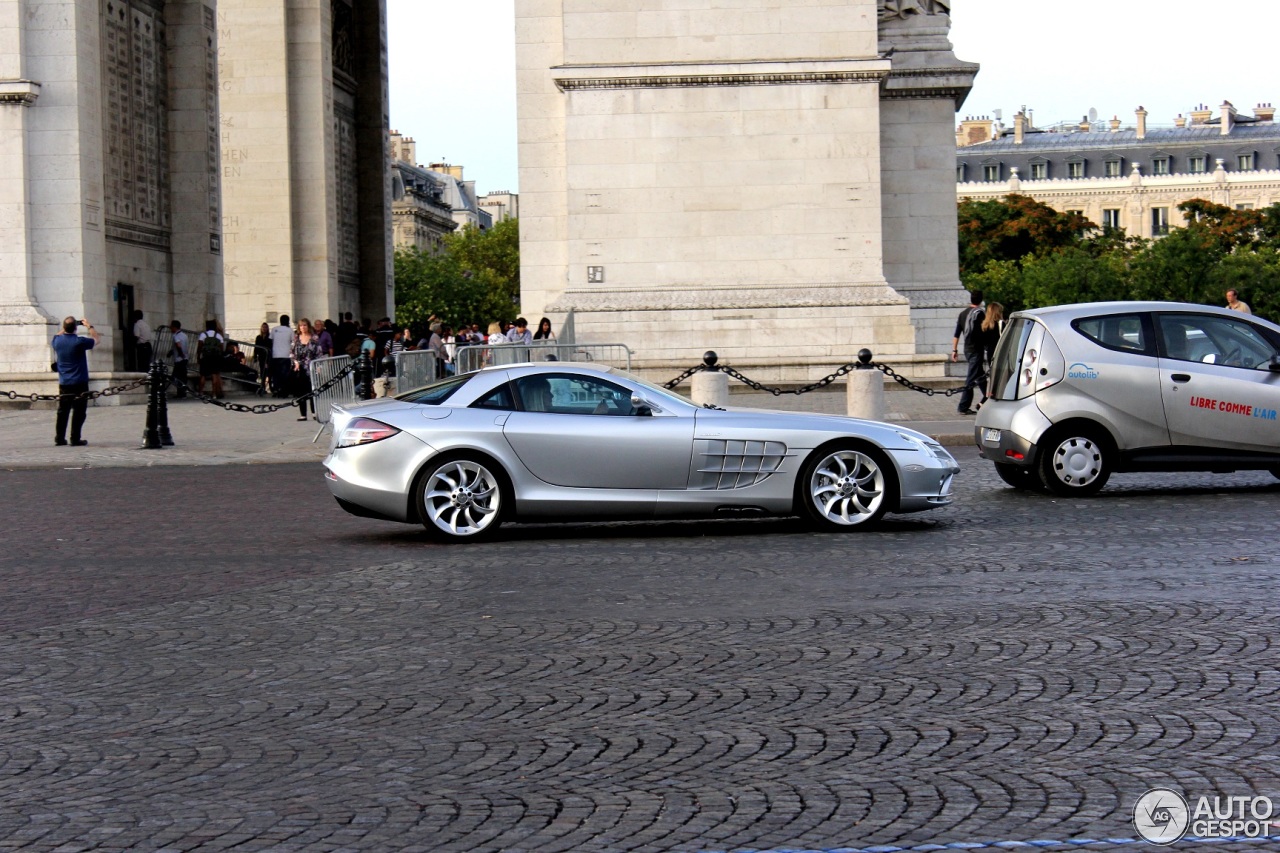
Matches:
[323,364,959,541]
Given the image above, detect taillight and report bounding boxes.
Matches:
[336,417,401,448]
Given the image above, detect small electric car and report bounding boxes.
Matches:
[975,301,1280,495]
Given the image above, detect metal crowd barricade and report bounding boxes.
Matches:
[454,342,634,375]
[394,349,440,394]
[308,355,358,441]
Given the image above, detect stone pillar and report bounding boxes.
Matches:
[0,0,57,373]
[690,371,729,409]
[354,0,392,322]
[846,368,885,421]
[877,2,978,357]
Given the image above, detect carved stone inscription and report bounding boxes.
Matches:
[204,4,221,242]
[103,0,171,249]
[335,101,360,285]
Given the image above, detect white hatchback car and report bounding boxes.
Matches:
[975,301,1280,495]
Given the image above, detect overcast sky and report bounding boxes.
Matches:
[387,0,1279,196]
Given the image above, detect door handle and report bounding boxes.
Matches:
[1171,374,1191,383]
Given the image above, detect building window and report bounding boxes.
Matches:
[1189,156,1207,174]
[1067,161,1085,178]
[1237,153,1255,170]
[1237,203,1255,210]
[1152,207,1170,236]
[983,164,1000,182]
[1105,159,1122,177]
[1152,157,1170,175]
[1102,208,1121,230]
[956,164,966,182]
[1030,162,1048,179]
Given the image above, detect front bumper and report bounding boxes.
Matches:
[892,446,961,513]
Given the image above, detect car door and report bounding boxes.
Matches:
[1155,312,1280,452]
[502,373,695,489]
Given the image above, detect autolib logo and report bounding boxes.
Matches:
[1133,788,1190,844]
[1068,362,1099,380]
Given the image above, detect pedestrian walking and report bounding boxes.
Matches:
[269,314,294,397]
[951,290,986,416]
[1225,289,1252,314]
[253,322,271,392]
[169,320,190,398]
[131,310,153,370]
[196,319,226,398]
[291,318,323,421]
[51,316,100,446]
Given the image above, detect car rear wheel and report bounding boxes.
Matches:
[1037,428,1112,497]
[416,454,508,542]
[1271,468,1280,482]
[799,444,895,530]
[994,463,1038,490]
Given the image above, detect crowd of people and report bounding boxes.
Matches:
[125,310,559,421]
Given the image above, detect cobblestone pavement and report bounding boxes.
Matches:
[2,454,1280,851]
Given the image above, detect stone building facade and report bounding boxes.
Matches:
[957,102,1280,237]
[390,131,457,254]
[0,0,391,388]
[515,0,976,378]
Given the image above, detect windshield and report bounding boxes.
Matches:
[989,318,1034,401]
[609,368,697,408]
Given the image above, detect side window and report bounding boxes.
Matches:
[471,383,515,411]
[514,374,635,415]
[1073,314,1151,355]
[1156,314,1278,369]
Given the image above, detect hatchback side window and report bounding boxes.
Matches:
[1156,313,1278,369]
[1073,314,1151,355]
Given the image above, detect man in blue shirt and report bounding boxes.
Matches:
[51,316,101,446]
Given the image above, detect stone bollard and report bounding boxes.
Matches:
[846,349,886,421]
[691,371,729,408]
[689,351,729,408]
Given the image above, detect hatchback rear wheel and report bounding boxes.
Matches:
[1037,428,1111,496]
[994,463,1038,490]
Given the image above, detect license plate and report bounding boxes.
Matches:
[982,428,1001,443]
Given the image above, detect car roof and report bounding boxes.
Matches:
[1015,301,1242,319]
[472,362,621,378]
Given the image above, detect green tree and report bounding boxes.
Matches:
[957,194,1096,278]
[393,218,520,329]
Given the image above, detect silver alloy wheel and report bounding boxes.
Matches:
[423,459,501,537]
[1049,436,1102,487]
[809,449,886,526]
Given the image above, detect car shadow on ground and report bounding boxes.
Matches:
[328,514,946,546]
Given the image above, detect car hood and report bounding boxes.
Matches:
[701,406,936,446]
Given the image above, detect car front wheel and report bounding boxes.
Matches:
[1037,428,1112,496]
[415,454,508,542]
[799,444,895,530]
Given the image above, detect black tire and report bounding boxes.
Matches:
[994,463,1038,490]
[414,452,510,542]
[1271,468,1280,482]
[1036,427,1112,497]
[797,443,897,531]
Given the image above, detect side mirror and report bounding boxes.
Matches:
[630,393,661,416]
[1269,355,1280,373]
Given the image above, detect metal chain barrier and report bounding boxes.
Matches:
[663,350,974,397]
[0,376,150,403]
[179,360,357,414]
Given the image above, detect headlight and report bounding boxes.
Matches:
[897,431,951,461]
[336,417,401,448]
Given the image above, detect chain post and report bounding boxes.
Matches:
[156,362,174,446]
[358,351,374,400]
[140,361,162,449]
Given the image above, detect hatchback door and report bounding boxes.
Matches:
[502,372,695,489]
[1154,312,1280,452]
